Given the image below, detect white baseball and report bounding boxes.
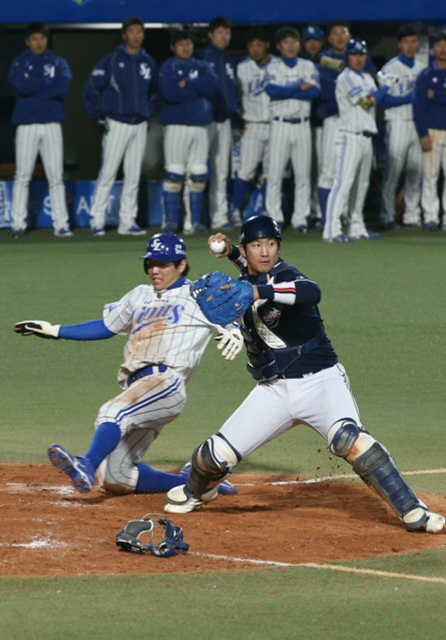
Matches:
[209,239,227,255]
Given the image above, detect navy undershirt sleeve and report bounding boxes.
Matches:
[59,319,116,341]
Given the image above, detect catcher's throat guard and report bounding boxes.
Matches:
[116,514,189,557]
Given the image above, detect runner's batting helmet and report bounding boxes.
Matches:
[142,233,188,273]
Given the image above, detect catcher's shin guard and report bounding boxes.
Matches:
[187,433,241,499]
[328,420,423,522]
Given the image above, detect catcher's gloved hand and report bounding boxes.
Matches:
[215,325,244,361]
[14,320,61,339]
[191,271,254,325]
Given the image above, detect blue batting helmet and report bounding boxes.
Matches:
[142,233,187,262]
[302,25,325,42]
[346,38,368,55]
[240,216,282,245]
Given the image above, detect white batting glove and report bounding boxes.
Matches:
[215,326,244,361]
[376,71,399,87]
[14,320,61,339]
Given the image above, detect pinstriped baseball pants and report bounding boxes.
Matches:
[208,120,232,228]
[238,122,270,181]
[266,120,312,227]
[12,123,69,231]
[95,368,186,493]
[381,120,422,225]
[90,118,148,230]
[420,128,446,225]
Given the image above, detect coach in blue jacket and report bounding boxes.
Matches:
[195,17,239,230]
[413,32,446,231]
[83,16,158,236]
[8,22,72,238]
[159,29,217,234]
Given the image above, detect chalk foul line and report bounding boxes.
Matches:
[191,551,446,585]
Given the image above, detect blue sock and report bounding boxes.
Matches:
[163,189,181,226]
[232,176,250,211]
[85,421,121,470]
[318,187,331,226]
[189,189,204,226]
[135,462,185,493]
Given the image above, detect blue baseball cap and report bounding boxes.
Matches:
[142,233,187,262]
[302,25,325,42]
[346,38,368,55]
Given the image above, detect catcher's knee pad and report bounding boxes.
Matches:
[188,434,240,498]
[328,419,375,462]
[189,173,207,192]
[163,171,183,193]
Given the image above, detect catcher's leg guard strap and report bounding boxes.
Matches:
[188,433,241,498]
[328,419,421,518]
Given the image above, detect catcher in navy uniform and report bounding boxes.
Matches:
[164,215,445,535]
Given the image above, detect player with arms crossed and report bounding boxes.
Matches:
[84,17,158,236]
[379,25,425,229]
[323,39,389,242]
[14,233,240,497]
[265,27,320,231]
[413,32,446,231]
[231,27,274,225]
[8,22,73,238]
[196,17,239,230]
[159,30,217,234]
[164,216,445,534]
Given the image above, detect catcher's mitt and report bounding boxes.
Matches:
[191,271,254,325]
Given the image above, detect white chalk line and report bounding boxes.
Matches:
[236,468,446,487]
[191,552,446,585]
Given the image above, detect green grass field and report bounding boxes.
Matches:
[1,226,445,639]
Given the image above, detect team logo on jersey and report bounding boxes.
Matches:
[188,70,198,80]
[44,64,55,78]
[257,303,282,328]
[133,304,185,333]
[225,63,234,80]
[139,63,152,80]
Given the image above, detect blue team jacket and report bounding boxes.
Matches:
[159,57,218,126]
[413,63,446,137]
[195,43,238,122]
[83,44,158,124]
[8,48,72,125]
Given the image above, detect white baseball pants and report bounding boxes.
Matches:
[323,131,373,240]
[208,119,232,229]
[381,120,422,225]
[96,368,186,493]
[318,115,340,190]
[420,128,446,226]
[238,122,270,181]
[90,118,147,230]
[12,123,69,231]
[266,120,312,227]
[219,364,362,459]
[164,124,209,176]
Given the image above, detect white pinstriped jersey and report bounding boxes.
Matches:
[237,56,276,122]
[335,68,378,134]
[267,57,320,119]
[103,283,219,385]
[379,57,425,121]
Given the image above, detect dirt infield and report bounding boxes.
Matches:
[1,463,445,578]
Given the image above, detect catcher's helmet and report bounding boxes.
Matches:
[240,216,282,245]
[142,233,187,262]
[346,38,368,55]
